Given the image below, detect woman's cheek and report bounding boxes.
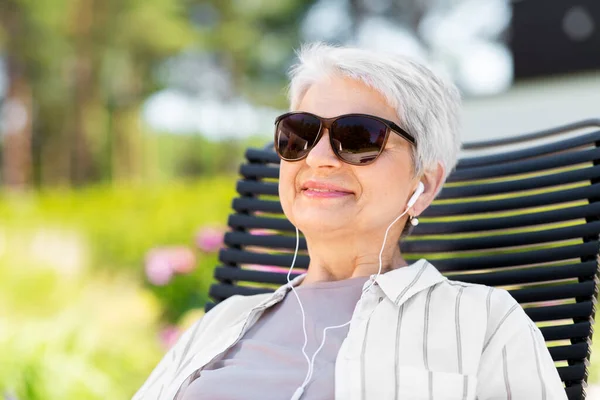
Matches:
[279,165,300,213]
[278,182,295,224]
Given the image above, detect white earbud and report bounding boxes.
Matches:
[407,182,425,208]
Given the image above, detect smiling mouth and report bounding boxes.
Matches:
[301,187,353,198]
[303,188,343,192]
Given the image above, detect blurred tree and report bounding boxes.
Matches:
[97,0,198,182]
[0,1,34,189]
[0,0,319,189]
[186,0,314,106]
[0,0,197,188]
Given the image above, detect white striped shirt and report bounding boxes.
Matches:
[133,259,567,400]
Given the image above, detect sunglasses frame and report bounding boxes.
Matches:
[274,111,416,166]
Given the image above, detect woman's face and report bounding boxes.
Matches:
[279,75,419,238]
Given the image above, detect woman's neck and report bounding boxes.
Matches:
[299,233,408,285]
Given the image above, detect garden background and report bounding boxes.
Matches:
[1,0,599,399]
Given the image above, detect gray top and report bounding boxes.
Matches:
[179,275,369,400]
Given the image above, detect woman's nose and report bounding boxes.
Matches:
[305,129,343,168]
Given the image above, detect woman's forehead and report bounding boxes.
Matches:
[295,75,400,123]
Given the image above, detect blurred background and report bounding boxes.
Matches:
[0,0,599,398]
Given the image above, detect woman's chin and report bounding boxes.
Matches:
[293,209,356,235]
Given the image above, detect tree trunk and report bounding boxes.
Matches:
[69,0,97,186]
[1,3,33,190]
[112,105,143,182]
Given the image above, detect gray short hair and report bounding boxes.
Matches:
[287,43,462,179]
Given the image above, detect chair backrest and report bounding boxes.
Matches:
[207,119,600,400]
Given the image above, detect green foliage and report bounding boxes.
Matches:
[0,256,164,400]
[0,177,232,259]
[0,0,311,187]
[201,0,314,106]
[0,176,237,319]
[110,0,196,56]
[0,0,200,187]
[0,176,239,398]
[144,133,258,181]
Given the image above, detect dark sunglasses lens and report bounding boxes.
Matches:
[331,117,387,164]
[276,114,321,160]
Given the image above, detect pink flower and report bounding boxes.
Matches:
[168,247,197,274]
[145,251,174,286]
[195,227,225,253]
[159,325,181,349]
[145,246,197,285]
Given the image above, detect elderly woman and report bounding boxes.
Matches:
[134,44,566,400]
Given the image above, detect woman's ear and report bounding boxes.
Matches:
[411,162,446,216]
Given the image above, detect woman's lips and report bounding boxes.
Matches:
[301,180,353,198]
[302,188,353,198]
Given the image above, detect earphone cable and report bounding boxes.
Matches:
[288,206,410,399]
[286,227,312,390]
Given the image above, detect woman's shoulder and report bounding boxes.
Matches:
[169,293,275,365]
[438,279,531,347]
[440,279,522,319]
[441,279,515,303]
[199,292,274,331]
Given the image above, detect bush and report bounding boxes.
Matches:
[0,176,236,321]
[0,256,163,399]
[0,177,239,399]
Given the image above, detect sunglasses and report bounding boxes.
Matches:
[274,112,416,165]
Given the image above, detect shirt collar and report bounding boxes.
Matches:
[281,273,307,293]
[372,259,447,305]
[260,259,445,308]
[253,273,307,309]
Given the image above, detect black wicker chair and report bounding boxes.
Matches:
[207,119,600,400]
